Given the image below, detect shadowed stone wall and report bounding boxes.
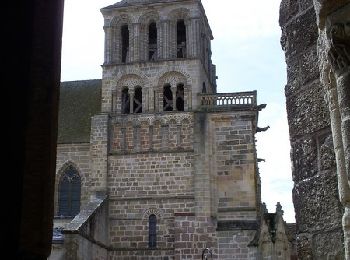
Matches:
[279,0,347,258]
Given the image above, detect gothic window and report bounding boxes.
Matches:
[177,20,186,58]
[121,87,130,114]
[58,166,81,217]
[149,214,157,248]
[148,22,157,61]
[176,83,184,111]
[163,84,173,111]
[121,24,129,63]
[134,86,142,113]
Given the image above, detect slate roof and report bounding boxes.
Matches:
[58,79,101,144]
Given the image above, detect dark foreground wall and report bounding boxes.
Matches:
[279,0,344,258]
[3,1,64,259]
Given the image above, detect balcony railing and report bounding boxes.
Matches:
[198,91,257,111]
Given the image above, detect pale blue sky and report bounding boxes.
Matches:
[61,0,295,222]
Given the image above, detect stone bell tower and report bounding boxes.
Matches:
[88,0,262,258]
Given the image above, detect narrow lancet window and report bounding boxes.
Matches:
[121,25,129,63]
[149,214,157,248]
[121,87,130,114]
[134,87,142,113]
[176,83,184,111]
[58,166,81,217]
[163,84,173,111]
[177,20,186,58]
[148,22,157,61]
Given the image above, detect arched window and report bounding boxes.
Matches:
[121,87,130,114]
[149,214,157,248]
[177,20,186,58]
[121,24,129,63]
[148,22,157,61]
[58,166,81,217]
[134,86,142,113]
[176,83,184,111]
[163,84,173,111]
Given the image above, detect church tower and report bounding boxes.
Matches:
[87,0,261,258]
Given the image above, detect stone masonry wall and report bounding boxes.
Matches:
[107,112,196,258]
[211,113,258,222]
[217,230,257,260]
[279,0,344,258]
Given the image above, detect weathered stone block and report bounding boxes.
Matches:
[290,137,318,183]
[313,230,345,259]
[296,233,313,259]
[299,0,314,11]
[286,81,330,137]
[279,0,299,26]
[293,171,343,233]
[281,8,318,56]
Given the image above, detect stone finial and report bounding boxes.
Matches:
[276,202,284,215]
[262,202,268,214]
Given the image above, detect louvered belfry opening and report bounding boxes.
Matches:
[148,22,157,61]
[149,214,157,248]
[121,24,129,63]
[122,87,130,114]
[176,20,186,58]
[134,87,142,113]
[176,83,184,111]
[58,166,81,217]
[163,84,173,111]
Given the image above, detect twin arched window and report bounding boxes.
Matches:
[121,87,143,114]
[163,83,184,111]
[58,166,81,217]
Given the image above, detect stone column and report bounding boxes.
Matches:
[161,19,171,59]
[188,18,201,58]
[185,19,191,58]
[113,26,121,63]
[170,20,177,58]
[112,89,117,113]
[133,23,141,61]
[103,26,111,63]
[171,85,177,111]
[129,88,135,114]
[156,22,162,59]
[128,23,134,62]
[316,3,350,258]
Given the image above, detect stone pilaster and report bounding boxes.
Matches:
[161,20,171,59]
[156,22,162,59]
[90,114,109,197]
[189,18,201,58]
[104,26,111,64]
[128,24,134,63]
[193,113,212,217]
[132,23,141,61]
[112,26,121,63]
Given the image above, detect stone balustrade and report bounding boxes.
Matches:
[198,91,257,111]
